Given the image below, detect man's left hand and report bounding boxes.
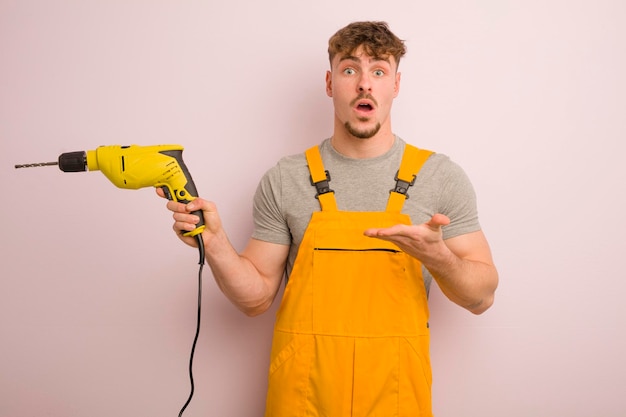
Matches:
[364,213,451,263]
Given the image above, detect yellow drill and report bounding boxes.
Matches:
[16,144,206,237]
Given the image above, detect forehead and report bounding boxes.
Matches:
[332,45,397,69]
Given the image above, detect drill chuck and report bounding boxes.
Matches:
[58,151,88,172]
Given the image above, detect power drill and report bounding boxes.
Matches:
[15,144,206,237]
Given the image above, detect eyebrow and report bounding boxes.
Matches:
[339,54,391,65]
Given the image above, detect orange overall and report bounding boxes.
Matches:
[265,145,434,417]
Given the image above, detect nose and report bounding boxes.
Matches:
[358,73,372,92]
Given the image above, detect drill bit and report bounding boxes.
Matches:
[14,161,59,169]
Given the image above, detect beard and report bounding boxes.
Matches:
[344,120,381,139]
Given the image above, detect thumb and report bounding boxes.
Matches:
[426,213,450,230]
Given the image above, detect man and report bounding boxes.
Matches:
[162,21,498,417]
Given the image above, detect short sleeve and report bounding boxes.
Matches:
[436,159,481,240]
[251,165,292,245]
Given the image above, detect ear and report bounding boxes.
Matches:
[325,70,333,97]
[393,72,401,98]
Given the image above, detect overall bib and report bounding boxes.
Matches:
[265,145,434,417]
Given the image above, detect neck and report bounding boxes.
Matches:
[331,124,395,159]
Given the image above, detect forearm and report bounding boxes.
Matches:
[202,232,279,317]
[424,248,498,314]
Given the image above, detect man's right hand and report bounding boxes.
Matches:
[156,189,219,248]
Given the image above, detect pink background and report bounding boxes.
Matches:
[2,1,625,416]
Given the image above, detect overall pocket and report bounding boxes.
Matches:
[398,335,433,416]
[311,247,424,337]
[265,331,314,417]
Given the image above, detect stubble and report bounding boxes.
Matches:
[344,120,382,139]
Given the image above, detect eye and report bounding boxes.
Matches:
[374,69,385,77]
[343,68,356,75]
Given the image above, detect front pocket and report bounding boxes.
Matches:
[398,335,433,416]
[311,248,425,337]
[265,331,314,416]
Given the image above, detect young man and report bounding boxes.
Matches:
[163,21,498,417]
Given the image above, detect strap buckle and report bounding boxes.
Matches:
[391,170,416,199]
[310,170,333,199]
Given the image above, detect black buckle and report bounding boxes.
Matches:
[391,170,416,198]
[310,170,333,198]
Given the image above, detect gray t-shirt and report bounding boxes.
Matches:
[252,136,481,292]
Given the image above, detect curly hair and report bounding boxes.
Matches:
[328,21,407,69]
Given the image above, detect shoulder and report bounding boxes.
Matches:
[257,143,323,200]
[422,153,466,180]
[411,149,477,207]
[261,139,335,185]
[259,149,307,183]
[391,136,468,185]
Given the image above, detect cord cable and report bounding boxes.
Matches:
[178,233,205,417]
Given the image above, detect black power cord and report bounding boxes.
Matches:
[178,233,206,417]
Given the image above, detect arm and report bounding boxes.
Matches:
[161,193,288,317]
[364,214,498,314]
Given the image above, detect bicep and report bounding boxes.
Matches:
[241,238,289,295]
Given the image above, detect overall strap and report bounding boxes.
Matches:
[305,146,338,211]
[386,144,434,213]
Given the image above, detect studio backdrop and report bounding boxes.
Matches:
[1,1,625,416]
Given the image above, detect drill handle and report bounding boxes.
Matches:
[162,186,206,238]
[158,150,206,237]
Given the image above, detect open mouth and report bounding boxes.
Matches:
[351,94,377,116]
[354,98,376,115]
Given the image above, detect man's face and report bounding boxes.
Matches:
[326,45,401,140]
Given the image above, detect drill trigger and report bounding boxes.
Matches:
[160,185,173,200]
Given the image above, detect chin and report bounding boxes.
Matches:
[345,121,381,139]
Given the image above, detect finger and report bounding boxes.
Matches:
[364,224,407,237]
[186,197,213,213]
[173,211,200,225]
[172,221,199,238]
[364,228,382,237]
[166,199,189,213]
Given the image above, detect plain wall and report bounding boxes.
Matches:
[1,1,625,416]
